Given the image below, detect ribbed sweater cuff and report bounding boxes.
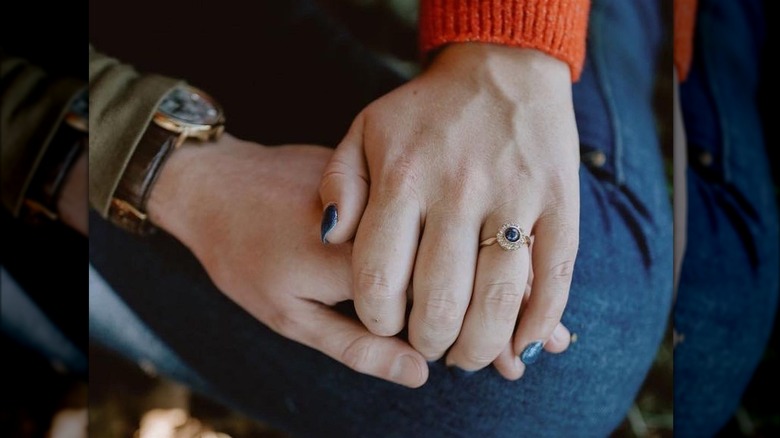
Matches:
[674,0,697,81]
[419,0,590,81]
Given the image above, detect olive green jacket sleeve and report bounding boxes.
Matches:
[88,45,183,216]
[0,52,84,215]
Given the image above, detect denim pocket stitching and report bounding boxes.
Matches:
[589,4,624,186]
[700,16,731,184]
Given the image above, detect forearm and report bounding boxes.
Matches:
[146,134,267,239]
[431,43,571,104]
[146,137,217,236]
[0,53,84,215]
[87,45,182,216]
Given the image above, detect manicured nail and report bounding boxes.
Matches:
[520,341,544,365]
[551,324,570,343]
[514,356,524,375]
[320,204,338,244]
[449,366,476,378]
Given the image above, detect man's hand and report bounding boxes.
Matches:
[318,43,580,378]
[146,135,429,388]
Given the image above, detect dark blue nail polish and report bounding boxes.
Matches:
[320,204,338,244]
[449,366,476,378]
[520,341,544,365]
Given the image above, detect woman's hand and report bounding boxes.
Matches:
[318,43,580,377]
[146,135,430,387]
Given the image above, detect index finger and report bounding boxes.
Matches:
[352,197,420,336]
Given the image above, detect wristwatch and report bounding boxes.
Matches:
[23,87,88,222]
[109,85,225,234]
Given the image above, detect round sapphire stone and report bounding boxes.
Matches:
[504,227,520,243]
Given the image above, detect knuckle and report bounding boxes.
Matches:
[539,260,575,304]
[418,294,463,331]
[444,165,486,204]
[380,158,423,200]
[542,176,580,211]
[325,154,354,177]
[549,259,576,283]
[540,311,562,326]
[340,335,375,372]
[411,294,463,353]
[355,270,402,331]
[543,224,580,254]
[356,269,394,300]
[481,282,523,322]
[445,188,481,213]
[410,338,448,361]
[320,156,366,193]
[460,348,499,368]
[546,160,579,185]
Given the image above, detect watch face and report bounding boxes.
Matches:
[65,87,89,132]
[70,88,89,119]
[158,86,221,126]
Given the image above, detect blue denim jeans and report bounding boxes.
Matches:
[674,0,780,436]
[2,268,87,375]
[89,0,672,436]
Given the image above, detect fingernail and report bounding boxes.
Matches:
[514,356,524,375]
[320,204,338,244]
[550,327,561,343]
[391,355,423,385]
[551,324,569,343]
[520,341,544,365]
[449,366,476,378]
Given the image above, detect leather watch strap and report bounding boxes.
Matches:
[23,124,86,222]
[109,123,182,234]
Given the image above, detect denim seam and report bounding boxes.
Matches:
[589,3,624,186]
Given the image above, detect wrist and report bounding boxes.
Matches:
[108,84,225,235]
[145,135,221,234]
[431,43,571,101]
[146,133,266,237]
[419,0,589,80]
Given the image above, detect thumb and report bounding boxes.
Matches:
[287,301,429,388]
[319,114,369,244]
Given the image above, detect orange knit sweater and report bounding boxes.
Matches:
[675,0,697,80]
[419,0,698,82]
[419,0,591,81]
